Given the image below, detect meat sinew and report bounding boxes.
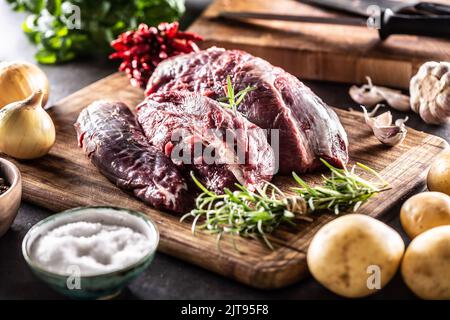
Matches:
[136,91,275,193]
[146,47,349,173]
[75,101,193,213]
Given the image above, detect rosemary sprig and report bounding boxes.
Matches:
[292,159,389,215]
[217,75,256,115]
[180,172,309,251]
[182,160,389,250]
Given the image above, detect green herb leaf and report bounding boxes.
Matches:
[6,0,185,63]
[292,159,389,214]
[183,160,388,251]
[218,75,256,115]
[181,173,309,251]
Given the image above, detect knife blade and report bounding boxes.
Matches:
[300,0,450,16]
[219,11,367,26]
[219,10,450,40]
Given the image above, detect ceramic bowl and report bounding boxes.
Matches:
[22,206,159,300]
[0,158,22,237]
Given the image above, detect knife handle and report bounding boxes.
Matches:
[379,9,450,39]
[415,2,450,15]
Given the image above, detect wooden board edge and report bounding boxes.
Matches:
[158,232,309,289]
[194,38,416,89]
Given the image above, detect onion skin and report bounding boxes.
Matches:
[0,90,55,159]
[0,61,49,109]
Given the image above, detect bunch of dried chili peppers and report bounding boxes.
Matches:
[110,22,202,88]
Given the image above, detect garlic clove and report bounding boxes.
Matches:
[409,76,421,114]
[373,109,393,127]
[419,61,439,77]
[349,84,384,107]
[437,88,450,111]
[350,76,410,111]
[441,73,450,89]
[432,63,449,79]
[361,104,382,127]
[372,125,407,146]
[417,101,433,124]
[361,105,408,146]
[394,116,408,129]
[377,88,411,112]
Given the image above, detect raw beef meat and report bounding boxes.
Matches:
[136,91,275,193]
[146,47,348,173]
[75,101,193,213]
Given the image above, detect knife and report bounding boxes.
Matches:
[219,10,450,40]
[300,0,450,16]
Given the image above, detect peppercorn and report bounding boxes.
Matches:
[0,177,10,196]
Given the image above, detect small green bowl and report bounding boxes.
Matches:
[22,206,159,300]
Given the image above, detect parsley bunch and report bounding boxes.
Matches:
[6,0,185,64]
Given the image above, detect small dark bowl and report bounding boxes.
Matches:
[0,157,22,237]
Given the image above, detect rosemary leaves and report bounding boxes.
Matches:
[182,160,388,250]
[293,159,389,215]
[217,75,256,115]
[181,173,309,250]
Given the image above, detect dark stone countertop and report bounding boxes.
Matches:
[0,0,446,300]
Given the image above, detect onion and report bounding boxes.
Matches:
[0,61,50,109]
[0,90,55,159]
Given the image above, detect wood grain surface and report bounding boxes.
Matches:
[188,0,450,89]
[3,72,447,289]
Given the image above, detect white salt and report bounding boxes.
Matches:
[30,221,152,276]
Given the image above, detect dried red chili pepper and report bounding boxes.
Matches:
[110,22,203,88]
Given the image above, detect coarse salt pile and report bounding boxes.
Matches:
[30,221,152,276]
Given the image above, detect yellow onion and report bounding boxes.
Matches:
[0,90,55,159]
[0,61,50,109]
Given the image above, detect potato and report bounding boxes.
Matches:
[427,150,450,195]
[400,192,450,239]
[307,214,404,298]
[401,226,450,299]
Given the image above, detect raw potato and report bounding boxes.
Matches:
[307,214,404,298]
[401,226,450,300]
[428,150,450,195]
[400,192,450,239]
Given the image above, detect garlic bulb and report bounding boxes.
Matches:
[410,61,450,125]
[361,105,408,146]
[349,77,410,111]
[0,90,55,159]
[0,61,49,109]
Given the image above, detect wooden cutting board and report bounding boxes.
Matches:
[188,0,450,89]
[4,72,447,289]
